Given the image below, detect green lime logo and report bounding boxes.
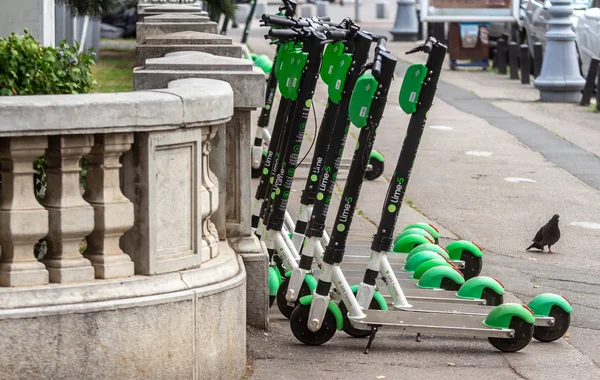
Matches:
[265,104,271,110]
[355,141,360,150]
[263,168,268,175]
[305,99,312,108]
[388,204,396,213]
[288,168,295,176]
[386,270,390,274]
[293,145,300,153]
[276,188,281,195]
[337,224,345,232]
[326,196,331,204]
[270,192,275,199]
[269,177,274,184]
[310,174,318,182]
[317,193,324,201]
[280,248,283,252]
[338,148,344,157]
[338,281,342,285]
[283,191,290,199]
[332,173,337,181]
[345,125,349,133]
[300,123,306,132]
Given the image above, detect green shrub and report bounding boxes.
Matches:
[0,29,96,96]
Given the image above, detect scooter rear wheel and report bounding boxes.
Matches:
[276,277,312,319]
[365,158,384,181]
[488,317,534,352]
[533,306,571,342]
[290,303,337,346]
[460,250,483,280]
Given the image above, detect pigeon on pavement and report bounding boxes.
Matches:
[526,214,561,254]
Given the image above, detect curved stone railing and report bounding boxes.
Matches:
[0,78,233,287]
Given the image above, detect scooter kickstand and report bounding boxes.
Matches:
[415,333,422,342]
[364,325,380,354]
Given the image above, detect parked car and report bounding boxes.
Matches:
[576,0,600,75]
[521,0,589,58]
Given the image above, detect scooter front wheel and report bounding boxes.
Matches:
[290,303,337,346]
[488,317,534,352]
[533,306,571,342]
[276,277,312,319]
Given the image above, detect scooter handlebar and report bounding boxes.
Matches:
[267,29,299,39]
[262,14,303,28]
[324,28,350,41]
[372,37,388,76]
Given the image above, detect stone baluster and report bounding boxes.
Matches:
[0,137,49,286]
[41,136,96,283]
[200,126,220,262]
[83,134,135,279]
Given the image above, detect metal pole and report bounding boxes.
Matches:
[508,42,519,79]
[496,38,507,74]
[580,58,599,106]
[520,44,530,84]
[533,42,543,77]
[355,0,360,22]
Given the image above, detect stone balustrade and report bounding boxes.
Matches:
[0,79,233,285]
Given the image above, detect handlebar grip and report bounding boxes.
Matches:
[318,17,331,22]
[325,29,350,41]
[422,38,434,54]
[268,29,299,39]
[376,37,388,52]
[262,14,305,28]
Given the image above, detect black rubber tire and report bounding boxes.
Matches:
[251,155,265,179]
[488,316,534,352]
[365,158,384,181]
[289,303,337,346]
[481,287,504,307]
[339,292,382,338]
[533,305,571,342]
[276,276,312,319]
[460,250,483,280]
[440,277,463,291]
[269,295,276,308]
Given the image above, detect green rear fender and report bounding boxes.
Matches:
[527,293,573,316]
[404,251,446,272]
[406,243,449,261]
[349,73,379,128]
[396,228,435,244]
[392,234,432,254]
[350,285,389,311]
[399,63,428,114]
[457,276,505,299]
[445,240,483,260]
[412,258,451,280]
[299,295,344,331]
[284,271,318,293]
[268,267,280,296]
[402,223,440,243]
[484,303,536,329]
[369,149,385,163]
[417,266,465,289]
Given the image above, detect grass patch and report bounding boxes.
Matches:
[91,50,136,93]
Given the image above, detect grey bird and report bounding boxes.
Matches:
[526,214,561,254]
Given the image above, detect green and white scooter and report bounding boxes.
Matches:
[289,38,542,353]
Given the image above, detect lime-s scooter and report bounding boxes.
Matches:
[290,38,540,354]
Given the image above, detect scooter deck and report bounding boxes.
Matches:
[349,309,513,339]
[395,301,554,327]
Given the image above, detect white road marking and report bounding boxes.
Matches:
[504,177,537,183]
[430,125,454,130]
[465,151,493,157]
[569,222,600,229]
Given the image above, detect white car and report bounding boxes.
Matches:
[576,0,600,76]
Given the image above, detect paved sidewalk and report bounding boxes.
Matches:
[235,19,600,379]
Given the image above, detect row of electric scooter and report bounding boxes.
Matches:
[249,0,572,354]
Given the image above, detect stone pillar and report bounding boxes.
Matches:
[83,133,135,279]
[200,127,220,262]
[41,135,96,283]
[533,0,585,102]
[316,0,328,18]
[389,0,419,41]
[136,14,218,45]
[0,0,54,46]
[0,137,49,286]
